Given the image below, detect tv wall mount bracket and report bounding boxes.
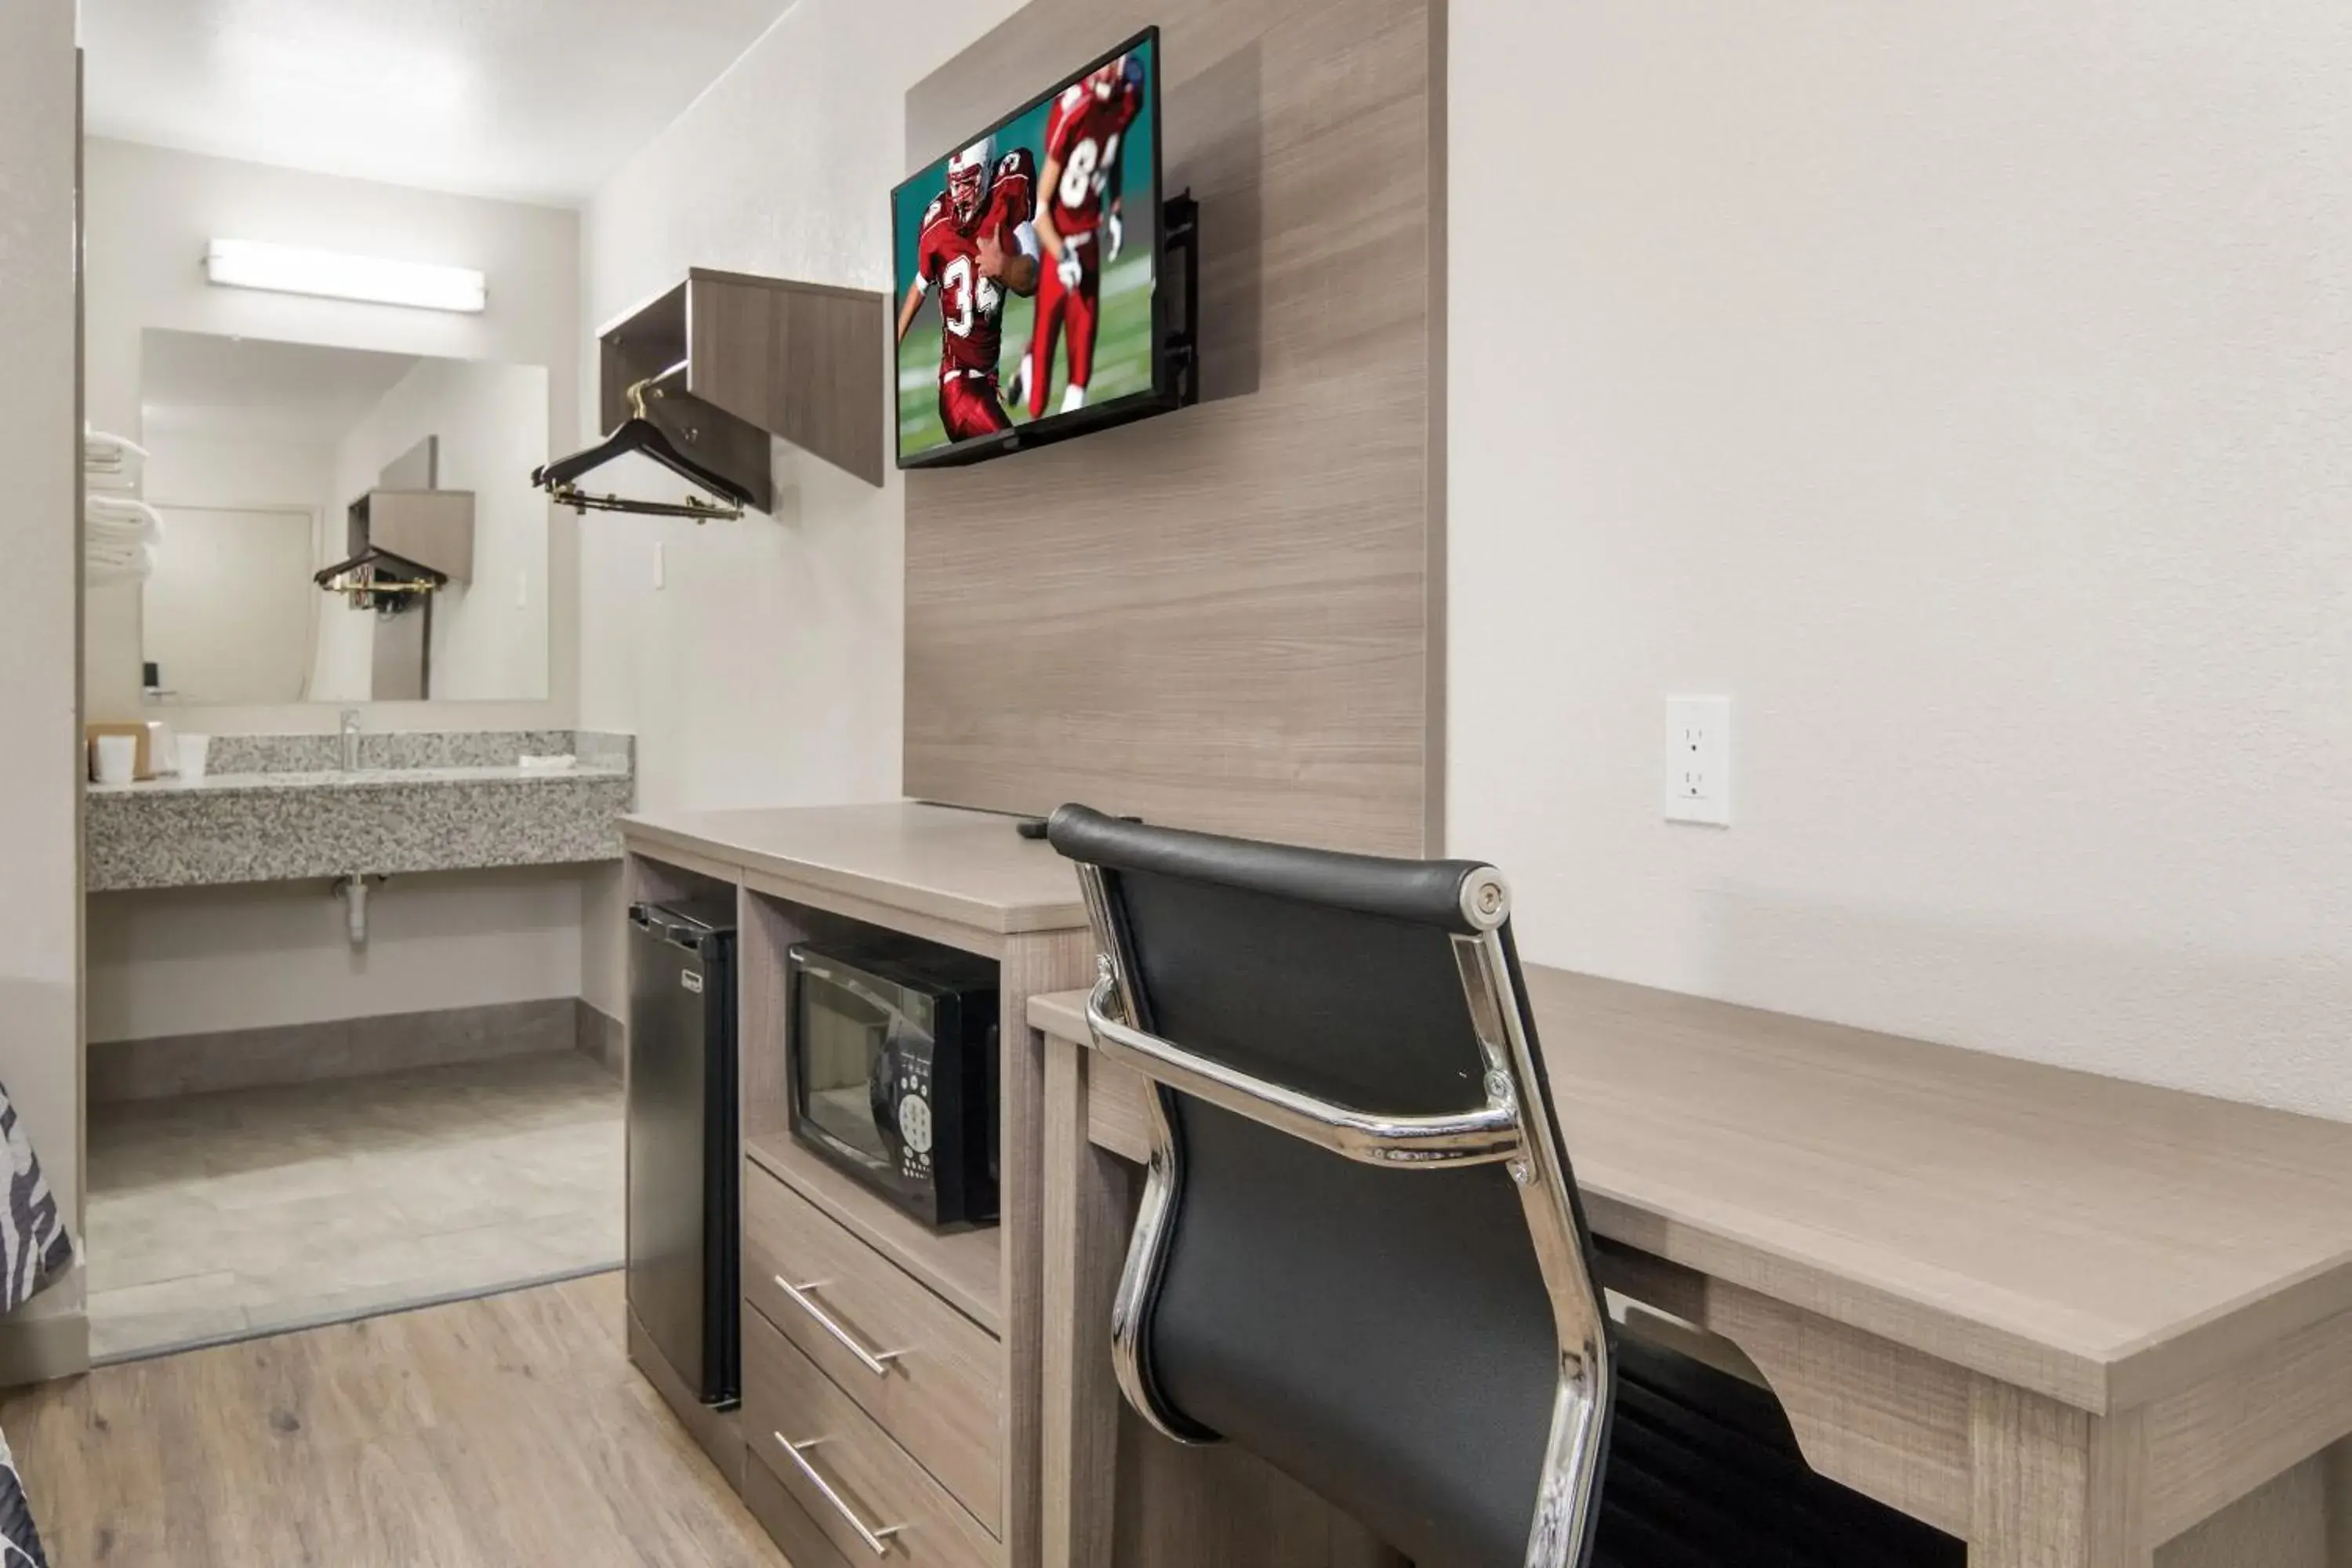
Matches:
[1163,191,1201,408]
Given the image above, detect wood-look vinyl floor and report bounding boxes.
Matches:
[0,1272,791,1567]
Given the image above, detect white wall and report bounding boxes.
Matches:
[144,429,335,511]
[146,430,341,706]
[88,430,334,705]
[0,0,84,1297]
[88,870,584,1042]
[575,0,1018,1014]
[1450,2,2352,1119]
[83,136,579,734]
[143,506,318,706]
[317,358,552,702]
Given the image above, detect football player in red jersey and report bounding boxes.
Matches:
[1018,53,1145,419]
[896,139,1041,444]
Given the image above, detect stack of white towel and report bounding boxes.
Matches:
[83,427,162,585]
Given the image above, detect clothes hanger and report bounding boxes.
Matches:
[314,546,448,613]
[532,363,753,521]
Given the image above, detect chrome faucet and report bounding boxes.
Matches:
[340,710,362,771]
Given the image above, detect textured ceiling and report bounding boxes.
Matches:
[141,329,422,443]
[82,0,803,205]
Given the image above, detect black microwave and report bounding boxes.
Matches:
[787,942,1000,1230]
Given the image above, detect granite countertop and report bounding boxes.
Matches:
[89,760,633,798]
[85,729,637,893]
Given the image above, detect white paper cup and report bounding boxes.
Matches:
[93,735,136,786]
[177,733,211,782]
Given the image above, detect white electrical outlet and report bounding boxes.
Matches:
[1664,695,1731,826]
[652,540,666,590]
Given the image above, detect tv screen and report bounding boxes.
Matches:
[892,29,1173,469]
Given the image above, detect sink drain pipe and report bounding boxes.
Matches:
[335,874,388,945]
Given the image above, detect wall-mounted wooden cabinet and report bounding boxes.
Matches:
[347,489,475,583]
[601,268,887,504]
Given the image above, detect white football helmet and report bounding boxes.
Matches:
[946,139,994,223]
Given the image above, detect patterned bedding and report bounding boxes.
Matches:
[0,1085,76,1568]
[0,1426,41,1568]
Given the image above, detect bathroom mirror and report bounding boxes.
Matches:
[88,328,553,705]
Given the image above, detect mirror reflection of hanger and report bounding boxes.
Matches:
[531,361,752,522]
[314,545,448,613]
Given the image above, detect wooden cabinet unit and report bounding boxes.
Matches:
[746,1315,1004,1568]
[744,1156,1005,1532]
[599,268,887,504]
[622,802,1095,1568]
[348,488,475,583]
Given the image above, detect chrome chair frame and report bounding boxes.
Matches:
[1072,861,1617,1568]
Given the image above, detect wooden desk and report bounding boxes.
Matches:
[1031,968,2352,1568]
[621,800,1087,941]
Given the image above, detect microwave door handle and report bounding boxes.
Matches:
[796,964,928,1040]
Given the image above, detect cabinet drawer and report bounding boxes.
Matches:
[743,1161,1002,1532]
[746,1312,999,1568]
[742,1453,853,1568]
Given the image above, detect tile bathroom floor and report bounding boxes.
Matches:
[85,1050,623,1363]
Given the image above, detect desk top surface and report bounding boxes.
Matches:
[1032,967,2352,1415]
[622,800,1087,935]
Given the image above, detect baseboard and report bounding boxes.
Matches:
[0,1306,89,1387]
[93,1264,622,1369]
[91,997,583,1103]
[575,999,624,1074]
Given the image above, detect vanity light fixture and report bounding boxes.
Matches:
[204,239,488,314]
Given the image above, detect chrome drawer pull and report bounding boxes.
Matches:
[776,1277,905,1377]
[775,1432,906,1556]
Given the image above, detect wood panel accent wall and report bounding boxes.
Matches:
[902,0,1446,857]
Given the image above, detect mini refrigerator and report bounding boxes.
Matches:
[626,898,739,1407]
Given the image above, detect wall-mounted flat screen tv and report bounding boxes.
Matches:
[892,28,1190,470]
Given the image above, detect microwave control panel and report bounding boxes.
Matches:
[891,1053,936,1174]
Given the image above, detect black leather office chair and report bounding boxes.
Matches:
[1048,805,1966,1568]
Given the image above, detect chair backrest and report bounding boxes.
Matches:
[1047,805,1617,1568]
